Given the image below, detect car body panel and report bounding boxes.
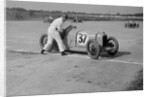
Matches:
[65,28,104,52]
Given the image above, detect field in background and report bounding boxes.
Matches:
[6,8,143,21]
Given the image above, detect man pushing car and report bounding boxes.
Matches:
[41,14,69,56]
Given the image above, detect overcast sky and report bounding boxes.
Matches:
[6,0,143,14]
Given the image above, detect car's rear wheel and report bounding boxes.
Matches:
[40,34,59,52]
[40,34,47,47]
[86,40,101,59]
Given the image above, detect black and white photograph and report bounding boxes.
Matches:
[5,0,143,96]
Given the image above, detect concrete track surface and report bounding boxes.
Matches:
[6,21,143,96]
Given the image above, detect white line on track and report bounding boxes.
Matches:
[104,59,142,65]
[8,49,143,65]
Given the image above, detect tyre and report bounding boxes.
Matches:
[40,34,48,48]
[86,40,101,59]
[106,37,119,55]
[39,34,59,52]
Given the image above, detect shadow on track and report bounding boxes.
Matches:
[101,51,131,58]
[67,50,131,59]
[67,50,87,55]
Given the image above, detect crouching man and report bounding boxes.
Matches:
[41,14,69,56]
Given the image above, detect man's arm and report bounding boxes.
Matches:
[56,19,63,32]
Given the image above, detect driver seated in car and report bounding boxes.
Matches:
[41,14,69,56]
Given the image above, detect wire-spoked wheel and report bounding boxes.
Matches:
[106,37,119,55]
[40,34,59,52]
[86,40,101,59]
[40,34,48,47]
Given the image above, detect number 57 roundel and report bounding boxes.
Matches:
[76,32,89,46]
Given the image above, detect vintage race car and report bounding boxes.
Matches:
[40,25,119,59]
[125,21,139,28]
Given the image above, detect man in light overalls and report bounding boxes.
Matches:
[41,14,68,55]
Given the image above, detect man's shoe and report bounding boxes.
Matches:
[41,49,45,54]
[64,49,69,52]
[61,51,67,56]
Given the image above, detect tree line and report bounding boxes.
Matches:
[6,7,143,21]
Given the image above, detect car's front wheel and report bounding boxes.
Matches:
[106,37,119,55]
[86,40,101,59]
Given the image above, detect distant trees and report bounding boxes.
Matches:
[28,10,35,17]
[6,7,143,21]
[15,13,23,19]
[11,7,27,12]
[6,7,28,20]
